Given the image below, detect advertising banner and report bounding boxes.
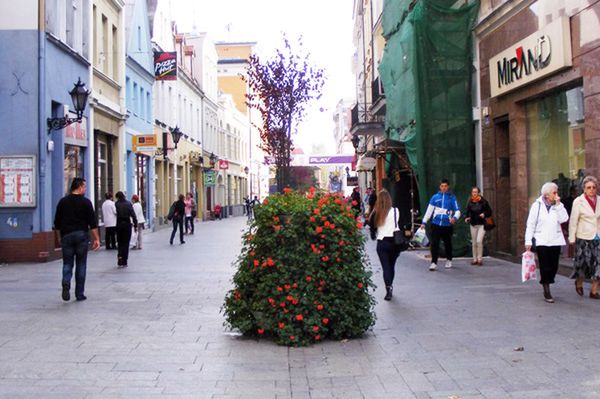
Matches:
[154,52,177,80]
[0,156,36,207]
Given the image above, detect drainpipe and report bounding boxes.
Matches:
[38,0,47,232]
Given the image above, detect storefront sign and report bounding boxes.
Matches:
[218,160,229,170]
[204,170,216,186]
[0,156,36,207]
[64,115,87,147]
[132,134,157,154]
[308,155,354,165]
[489,17,572,98]
[154,52,177,80]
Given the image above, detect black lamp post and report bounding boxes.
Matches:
[47,78,90,131]
[351,134,360,152]
[243,166,249,174]
[170,126,183,149]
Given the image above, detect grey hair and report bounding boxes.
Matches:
[583,176,599,188]
[540,182,558,197]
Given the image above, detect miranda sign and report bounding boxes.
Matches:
[489,17,572,98]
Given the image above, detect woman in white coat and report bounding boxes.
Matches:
[568,176,600,299]
[131,194,146,250]
[525,182,569,303]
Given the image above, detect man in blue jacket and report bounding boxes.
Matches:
[419,178,461,271]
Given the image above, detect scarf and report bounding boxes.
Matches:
[585,195,597,213]
[470,194,481,203]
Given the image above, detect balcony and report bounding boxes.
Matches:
[350,102,385,139]
[371,76,386,116]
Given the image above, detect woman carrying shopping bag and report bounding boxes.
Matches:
[524,182,569,303]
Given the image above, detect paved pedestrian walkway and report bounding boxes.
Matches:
[1,217,600,398]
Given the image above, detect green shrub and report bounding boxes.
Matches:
[223,188,376,346]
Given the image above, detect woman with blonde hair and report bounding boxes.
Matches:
[568,175,600,299]
[372,189,404,301]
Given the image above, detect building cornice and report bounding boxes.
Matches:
[126,55,155,84]
[46,32,91,67]
[475,0,537,38]
[93,67,123,90]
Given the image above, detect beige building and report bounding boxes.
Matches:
[90,0,126,214]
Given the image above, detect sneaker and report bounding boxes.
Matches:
[445,260,453,269]
[428,263,437,271]
[76,295,87,301]
[61,283,70,301]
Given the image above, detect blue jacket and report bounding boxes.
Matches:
[422,191,461,227]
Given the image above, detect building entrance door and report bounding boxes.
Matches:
[495,118,511,254]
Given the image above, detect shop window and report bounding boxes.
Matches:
[64,145,84,194]
[526,86,585,204]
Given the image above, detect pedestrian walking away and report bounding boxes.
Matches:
[169,194,186,245]
[115,191,137,268]
[101,192,117,250]
[371,189,405,301]
[184,192,195,234]
[525,182,569,303]
[131,194,145,250]
[420,178,461,271]
[568,176,600,299]
[464,186,492,266]
[53,177,100,302]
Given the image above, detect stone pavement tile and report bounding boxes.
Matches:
[427,390,482,398]
[479,387,511,398]
[355,375,387,396]
[507,389,565,398]
[399,371,436,392]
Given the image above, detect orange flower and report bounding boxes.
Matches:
[253,259,260,267]
[276,286,283,292]
[295,314,304,321]
[357,282,364,288]
[263,199,269,205]
[273,225,281,231]
[309,216,316,223]
[351,200,358,206]
[286,295,294,301]
[273,216,280,222]
[317,304,324,311]
[313,208,321,215]
[306,276,312,282]
[324,221,330,227]
[330,224,336,229]
[284,284,291,290]
[289,335,295,341]
[315,335,321,341]
[313,326,319,332]
[292,299,299,305]
[267,257,275,267]
[315,226,323,234]
[283,187,292,194]
[257,328,264,335]
[356,222,363,229]
[339,240,345,246]
[278,322,285,329]
[321,216,327,221]
[292,283,298,288]
[322,317,329,324]
[321,256,329,262]
[268,298,275,304]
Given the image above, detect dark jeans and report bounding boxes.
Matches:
[185,216,194,234]
[170,218,184,243]
[431,224,453,264]
[376,238,402,287]
[536,245,561,284]
[116,222,132,266]
[105,226,116,249]
[61,230,89,298]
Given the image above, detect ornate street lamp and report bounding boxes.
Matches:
[170,126,183,149]
[243,166,249,174]
[351,134,360,151]
[47,78,90,131]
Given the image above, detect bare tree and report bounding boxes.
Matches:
[245,37,325,192]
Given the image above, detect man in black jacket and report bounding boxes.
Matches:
[114,191,137,268]
[53,178,100,301]
[170,194,186,245]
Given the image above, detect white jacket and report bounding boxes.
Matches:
[524,197,568,247]
[133,202,146,224]
[101,200,117,227]
[568,194,600,242]
[376,207,400,240]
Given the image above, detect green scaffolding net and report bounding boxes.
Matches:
[379,0,479,256]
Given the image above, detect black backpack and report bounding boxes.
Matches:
[167,202,176,221]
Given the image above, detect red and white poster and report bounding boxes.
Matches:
[0,156,36,207]
[218,160,229,170]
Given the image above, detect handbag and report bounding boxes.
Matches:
[393,208,409,251]
[530,202,541,253]
[484,216,496,231]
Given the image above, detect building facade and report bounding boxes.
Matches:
[90,0,127,230]
[124,0,155,227]
[0,0,93,262]
[477,0,600,260]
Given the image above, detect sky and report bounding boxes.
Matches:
[172,0,357,154]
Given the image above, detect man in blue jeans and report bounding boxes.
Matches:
[53,178,100,301]
[420,178,461,271]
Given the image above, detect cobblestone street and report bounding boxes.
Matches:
[1,217,600,398]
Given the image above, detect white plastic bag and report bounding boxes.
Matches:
[130,226,138,249]
[414,228,429,247]
[521,251,537,282]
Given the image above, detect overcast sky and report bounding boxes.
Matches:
[172,0,356,154]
